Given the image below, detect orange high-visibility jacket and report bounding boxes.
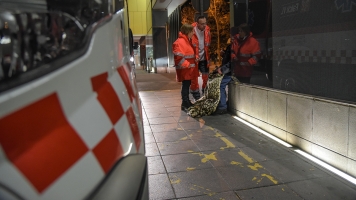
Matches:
[231,32,261,77]
[173,32,199,82]
[191,22,211,66]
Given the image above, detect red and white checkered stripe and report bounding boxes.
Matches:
[273,49,356,64]
[0,65,143,199]
[0,13,143,199]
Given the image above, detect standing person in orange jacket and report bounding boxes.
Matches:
[190,15,211,100]
[173,24,199,111]
[231,23,261,83]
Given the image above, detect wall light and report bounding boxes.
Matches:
[233,116,293,148]
[295,150,356,185]
[232,115,356,185]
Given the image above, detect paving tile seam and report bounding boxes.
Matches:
[175,191,241,200]
[149,172,177,199]
[167,168,234,191]
[233,182,288,189]
[233,183,302,198]
[279,177,331,186]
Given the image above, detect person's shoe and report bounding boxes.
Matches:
[181,101,192,111]
[212,108,227,115]
[192,93,200,100]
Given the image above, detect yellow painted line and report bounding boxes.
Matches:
[170,176,181,184]
[247,163,263,171]
[193,185,205,189]
[238,150,254,163]
[180,136,189,140]
[230,161,244,167]
[214,132,223,137]
[187,167,196,171]
[220,137,236,150]
[190,185,216,196]
[206,192,217,197]
[202,152,217,163]
[262,174,278,184]
[192,152,217,163]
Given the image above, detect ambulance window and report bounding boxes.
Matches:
[47,0,110,25]
[0,0,113,92]
[129,28,134,56]
[114,0,125,12]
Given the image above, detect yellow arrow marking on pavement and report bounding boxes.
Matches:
[179,134,193,140]
[190,185,216,196]
[238,151,254,163]
[252,174,278,184]
[220,137,236,150]
[262,174,278,184]
[201,152,217,163]
[180,136,189,140]
[191,152,217,163]
[248,163,263,171]
[187,167,196,171]
[214,133,223,137]
[231,161,244,167]
[196,152,217,163]
[170,176,181,184]
[180,134,193,141]
[237,150,279,184]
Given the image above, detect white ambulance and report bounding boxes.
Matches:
[0,0,148,199]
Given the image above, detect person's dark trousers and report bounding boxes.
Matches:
[181,80,192,110]
[217,75,232,110]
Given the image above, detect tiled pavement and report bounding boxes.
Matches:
[139,89,356,200]
[135,69,356,199]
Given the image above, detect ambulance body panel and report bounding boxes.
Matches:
[0,0,147,199]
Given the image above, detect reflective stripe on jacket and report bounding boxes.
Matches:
[173,32,199,82]
[231,32,261,77]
